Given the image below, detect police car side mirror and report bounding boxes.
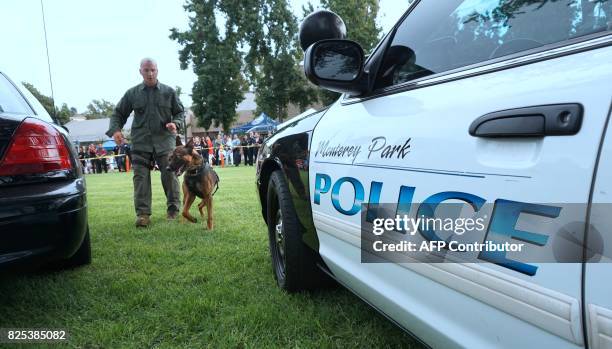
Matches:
[304,39,366,94]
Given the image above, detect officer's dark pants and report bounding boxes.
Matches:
[131,151,180,216]
[246,148,253,165]
[233,149,241,166]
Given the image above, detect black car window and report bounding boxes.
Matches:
[375,0,612,90]
[0,73,33,115]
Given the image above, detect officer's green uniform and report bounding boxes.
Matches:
[106,82,184,217]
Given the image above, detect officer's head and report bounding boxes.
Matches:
[140,58,158,87]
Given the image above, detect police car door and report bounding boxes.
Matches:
[309,1,612,348]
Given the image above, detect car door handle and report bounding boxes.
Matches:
[469,104,583,138]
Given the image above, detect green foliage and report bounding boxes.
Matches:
[22,82,74,125]
[246,0,319,121]
[85,99,115,119]
[57,103,75,124]
[172,0,319,125]
[321,0,381,53]
[170,1,245,132]
[22,82,54,115]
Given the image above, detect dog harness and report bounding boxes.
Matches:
[184,163,220,198]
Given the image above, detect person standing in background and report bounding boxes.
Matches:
[254,132,263,160]
[205,135,213,165]
[223,134,233,166]
[214,134,222,166]
[88,144,98,174]
[96,144,108,173]
[78,146,87,174]
[193,136,203,156]
[246,132,255,166]
[232,134,241,166]
[241,135,249,166]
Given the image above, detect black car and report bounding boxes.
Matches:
[0,71,90,270]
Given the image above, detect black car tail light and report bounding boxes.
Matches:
[0,118,72,176]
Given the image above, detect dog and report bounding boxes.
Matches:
[167,136,219,229]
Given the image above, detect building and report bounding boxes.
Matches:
[187,91,257,139]
[65,116,133,145]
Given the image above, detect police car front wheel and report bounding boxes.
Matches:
[266,170,324,292]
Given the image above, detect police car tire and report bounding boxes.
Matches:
[267,170,322,292]
[51,227,92,270]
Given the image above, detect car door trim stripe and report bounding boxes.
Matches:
[314,210,584,345]
[313,160,532,179]
[313,160,485,178]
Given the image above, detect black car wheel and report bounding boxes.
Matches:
[53,226,92,270]
[267,170,324,292]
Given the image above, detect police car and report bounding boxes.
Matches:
[256,1,612,348]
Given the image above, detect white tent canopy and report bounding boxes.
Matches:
[65,116,133,143]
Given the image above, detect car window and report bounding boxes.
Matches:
[0,73,34,115]
[375,0,612,90]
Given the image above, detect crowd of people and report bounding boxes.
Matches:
[77,141,131,174]
[191,131,265,167]
[76,131,265,175]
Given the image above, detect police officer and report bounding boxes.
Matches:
[106,58,184,228]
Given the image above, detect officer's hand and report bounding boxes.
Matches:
[166,123,177,134]
[113,131,123,145]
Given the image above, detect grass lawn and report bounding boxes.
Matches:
[0,166,422,348]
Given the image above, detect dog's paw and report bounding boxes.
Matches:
[181,212,198,223]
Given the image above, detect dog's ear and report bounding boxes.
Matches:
[176,136,183,147]
[184,138,194,153]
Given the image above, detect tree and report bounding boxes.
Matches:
[170,1,245,132]
[85,99,115,119]
[303,0,382,106]
[56,103,74,125]
[320,0,381,53]
[244,0,319,121]
[172,0,319,127]
[22,82,74,125]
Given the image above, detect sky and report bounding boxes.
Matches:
[0,0,409,113]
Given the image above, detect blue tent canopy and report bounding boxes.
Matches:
[231,112,278,134]
[102,139,117,151]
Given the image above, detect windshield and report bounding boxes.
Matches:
[376,0,612,89]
